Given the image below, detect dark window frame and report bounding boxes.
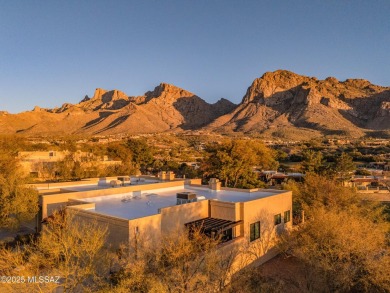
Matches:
[284,210,291,223]
[250,221,260,242]
[274,214,282,225]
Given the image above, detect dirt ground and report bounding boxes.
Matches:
[0,220,36,243]
[257,254,311,292]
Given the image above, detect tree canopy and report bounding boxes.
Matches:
[280,174,390,292]
[300,150,325,174]
[281,208,390,292]
[202,139,278,188]
[126,139,155,173]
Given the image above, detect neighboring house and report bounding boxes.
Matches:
[18,151,121,178]
[180,161,201,169]
[345,176,389,191]
[258,171,304,186]
[36,175,292,273]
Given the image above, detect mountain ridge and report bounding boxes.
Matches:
[1,70,389,139]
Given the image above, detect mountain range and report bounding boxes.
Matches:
[1,70,389,139]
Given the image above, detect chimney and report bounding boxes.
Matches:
[158,171,175,181]
[167,171,175,181]
[209,178,221,191]
[158,171,166,181]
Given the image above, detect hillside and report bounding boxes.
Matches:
[0,83,236,136]
[206,70,390,139]
[0,70,389,139]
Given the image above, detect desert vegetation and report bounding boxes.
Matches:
[0,133,389,292]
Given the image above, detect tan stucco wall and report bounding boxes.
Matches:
[128,214,162,247]
[243,191,292,227]
[67,207,131,250]
[160,200,210,234]
[242,191,292,262]
[210,201,236,221]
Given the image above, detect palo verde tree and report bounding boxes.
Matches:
[0,211,111,292]
[280,208,390,292]
[112,228,242,293]
[202,139,278,188]
[0,154,39,229]
[279,173,390,292]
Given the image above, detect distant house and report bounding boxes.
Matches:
[346,176,389,192]
[18,150,121,178]
[258,171,304,186]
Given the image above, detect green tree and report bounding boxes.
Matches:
[126,139,155,173]
[106,142,137,175]
[332,153,355,179]
[0,154,39,229]
[292,173,361,219]
[177,163,201,179]
[202,139,277,188]
[55,153,75,181]
[300,150,325,174]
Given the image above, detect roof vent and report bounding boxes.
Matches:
[176,192,197,205]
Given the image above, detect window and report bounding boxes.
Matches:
[250,221,260,242]
[221,228,233,243]
[274,214,282,225]
[284,210,291,223]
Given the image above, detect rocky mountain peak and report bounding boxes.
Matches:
[80,95,90,103]
[241,70,312,104]
[91,88,108,100]
[145,83,195,103]
[78,88,130,111]
[215,97,233,104]
[90,88,128,104]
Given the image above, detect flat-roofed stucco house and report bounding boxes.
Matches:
[36,174,292,272]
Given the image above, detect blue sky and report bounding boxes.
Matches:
[1,1,389,113]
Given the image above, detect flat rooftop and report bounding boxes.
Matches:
[35,177,160,192]
[81,185,279,220]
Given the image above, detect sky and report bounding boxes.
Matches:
[0,1,389,113]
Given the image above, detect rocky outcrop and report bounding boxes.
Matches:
[79,88,131,111]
